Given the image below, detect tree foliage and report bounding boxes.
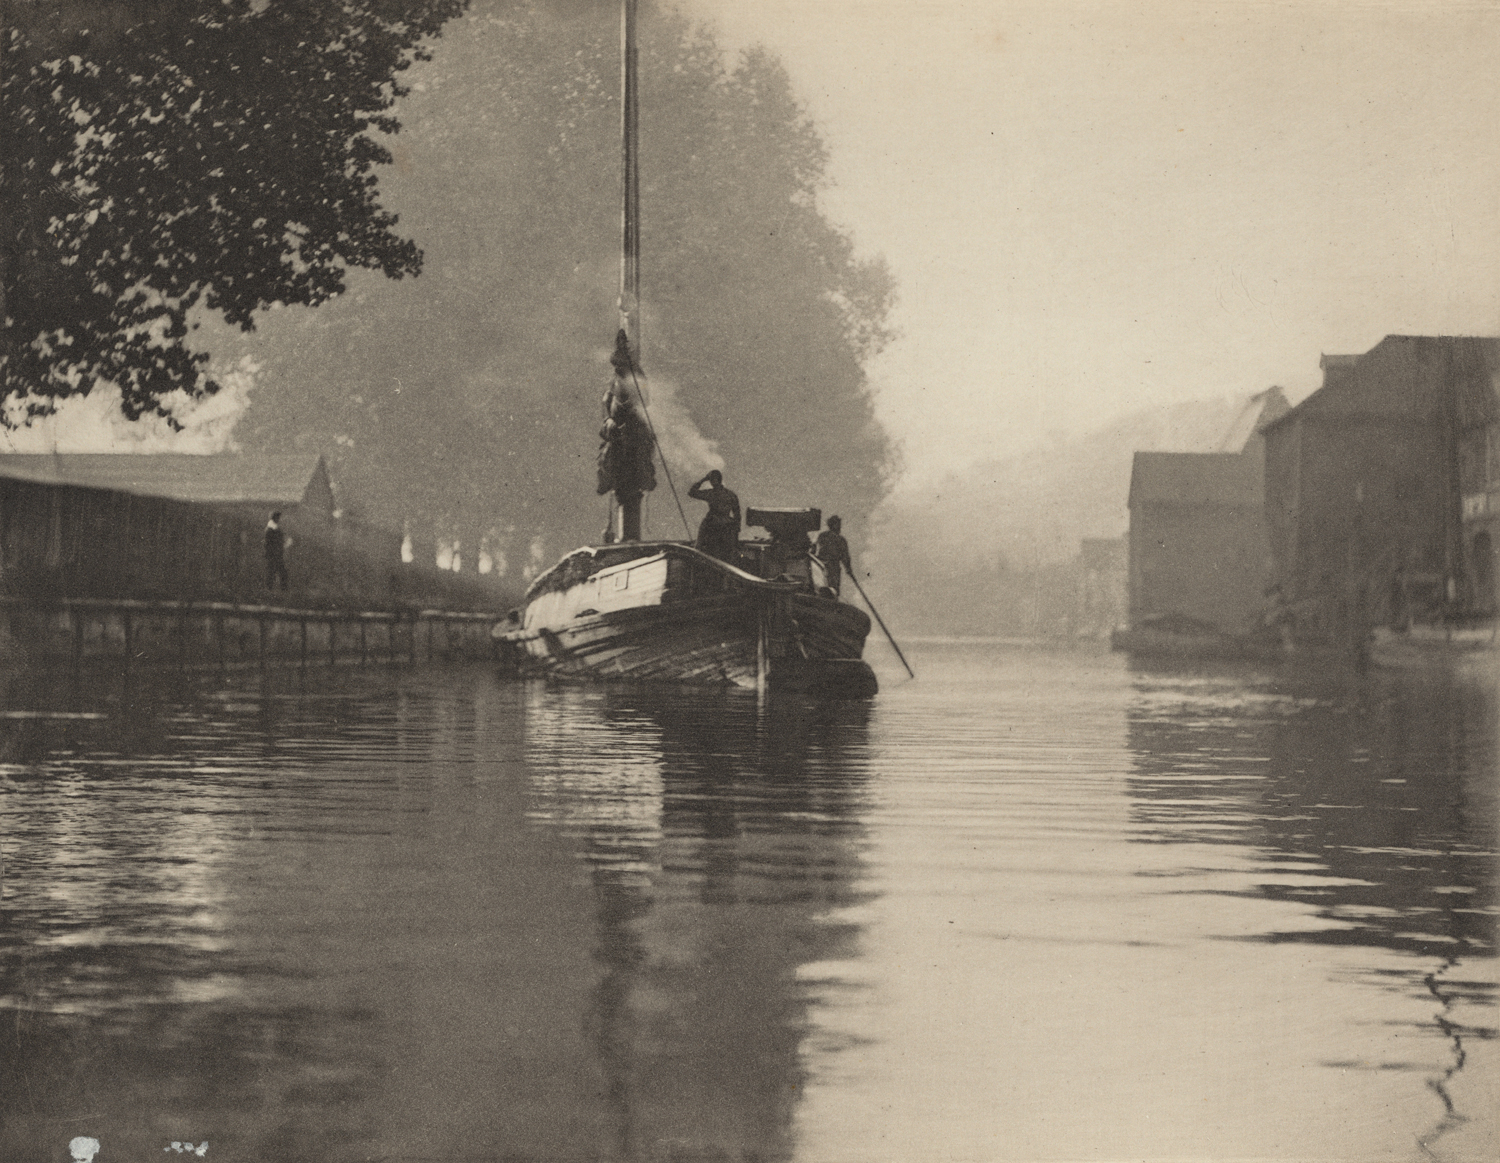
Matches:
[236,0,897,570]
[0,0,465,421]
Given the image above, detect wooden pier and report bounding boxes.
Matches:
[0,596,502,671]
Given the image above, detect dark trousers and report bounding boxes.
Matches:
[695,518,738,562]
[266,558,288,590]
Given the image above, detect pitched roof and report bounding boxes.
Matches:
[1128,451,1263,509]
[1264,335,1500,432]
[0,453,327,506]
[1216,387,1291,452]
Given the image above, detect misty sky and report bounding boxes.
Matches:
[9,0,1498,498]
[679,0,1500,489]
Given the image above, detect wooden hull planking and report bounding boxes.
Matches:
[496,544,873,691]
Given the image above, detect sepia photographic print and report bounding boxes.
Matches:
[1,1,1496,1160]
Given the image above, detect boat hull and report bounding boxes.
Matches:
[495,544,875,694]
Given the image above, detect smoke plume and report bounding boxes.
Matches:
[635,374,723,482]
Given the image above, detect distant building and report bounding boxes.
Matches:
[1454,343,1500,612]
[1076,537,1126,637]
[1262,336,1500,645]
[1125,388,1287,636]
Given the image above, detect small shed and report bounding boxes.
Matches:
[0,454,338,599]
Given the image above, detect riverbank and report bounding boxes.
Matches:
[0,595,501,670]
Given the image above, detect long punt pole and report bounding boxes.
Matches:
[845,570,915,679]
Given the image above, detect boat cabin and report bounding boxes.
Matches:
[740,507,821,589]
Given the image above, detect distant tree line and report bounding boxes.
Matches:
[2,0,896,576]
[229,0,897,570]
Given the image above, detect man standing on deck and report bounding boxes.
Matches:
[688,470,740,561]
[264,511,289,591]
[814,515,853,597]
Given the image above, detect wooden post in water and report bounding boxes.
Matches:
[756,605,769,696]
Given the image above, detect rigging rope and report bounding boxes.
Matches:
[627,365,694,539]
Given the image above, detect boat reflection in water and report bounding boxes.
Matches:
[520,680,876,1161]
[1125,660,1498,1160]
[3,651,1495,1161]
[0,665,875,1162]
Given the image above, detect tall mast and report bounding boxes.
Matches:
[605,0,650,543]
[619,0,640,347]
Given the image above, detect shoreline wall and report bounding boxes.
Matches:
[0,597,501,671]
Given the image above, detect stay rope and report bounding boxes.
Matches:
[628,364,694,540]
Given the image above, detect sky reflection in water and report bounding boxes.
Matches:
[0,645,1494,1162]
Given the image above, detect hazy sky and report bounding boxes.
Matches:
[678,0,1500,488]
[11,0,1497,489]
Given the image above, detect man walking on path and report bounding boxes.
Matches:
[264,511,289,591]
[814,515,853,597]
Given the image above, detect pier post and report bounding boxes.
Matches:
[756,607,768,696]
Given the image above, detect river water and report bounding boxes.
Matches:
[1,641,1495,1163]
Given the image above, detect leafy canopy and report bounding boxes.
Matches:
[236,0,897,564]
[0,0,466,422]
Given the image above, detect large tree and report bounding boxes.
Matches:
[235,0,897,569]
[0,0,466,422]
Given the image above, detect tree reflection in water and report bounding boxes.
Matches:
[522,681,876,1161]
[0,662,879,1163]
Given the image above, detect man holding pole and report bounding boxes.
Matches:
[813,515,915,679]
[813,515,853,597]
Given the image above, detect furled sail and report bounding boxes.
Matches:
[596,329,657,499]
